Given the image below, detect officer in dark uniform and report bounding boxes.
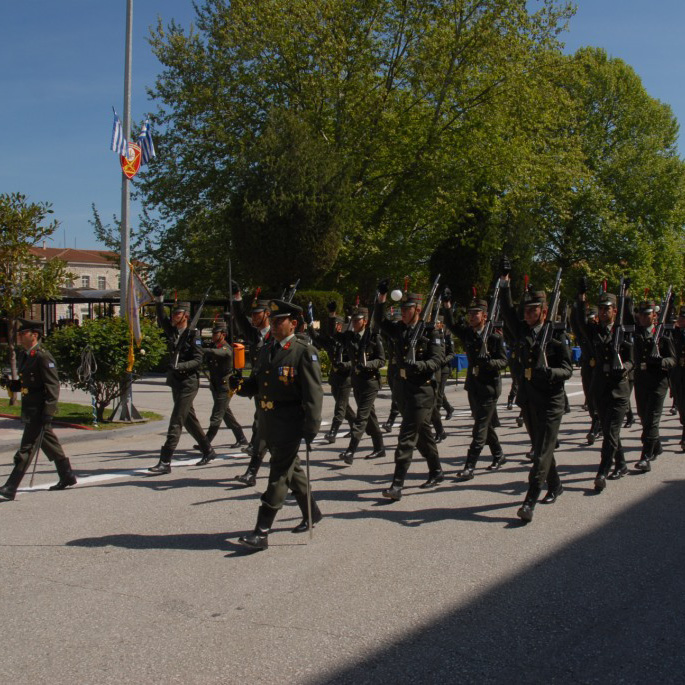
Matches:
[571,285,602,444]
[443,296,508,479]
[0,319,76,500]
[500,275,573,522]
[670,305,685,450]
[148,296,216,474]
[308,307,356,443]
[632,299,676,472]
[231,291,272,485]
[337,307,386,464]
[232,299,323,551]
[201,321,247,448]
[575,291,634,491]
[373,284,445,501]
[430,315,455,442]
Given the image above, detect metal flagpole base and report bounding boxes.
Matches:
[109,376,145,423]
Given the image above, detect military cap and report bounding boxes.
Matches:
[401,293,423,308]
[17,318,44,333]
[212,322,227,334]
[598,293,617,307]
[352,307,369,319]
[172,301,191,314]
[524,291,546,307]
[638,299,656,314]
[333,315,345,326]
[467,298,488,312]
[587,307,598,319]
[269,299,303,318]
[250,299,271,313]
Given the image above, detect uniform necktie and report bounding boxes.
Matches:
[270,342,280,360]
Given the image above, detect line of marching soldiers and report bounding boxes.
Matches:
[2,265,685,552]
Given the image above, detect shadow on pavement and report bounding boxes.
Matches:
[312,479,685,685]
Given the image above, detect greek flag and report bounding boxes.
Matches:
[138,118,156,165]
[109,108,128,157]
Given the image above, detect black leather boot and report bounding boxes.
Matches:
[324,419,342,444]
[194,425,218,451]
[541,483,563,504]
[292,493,323,533]
[148,458,171,475]
[487,451,506,471]
[382,411,398,433]
[444,404,454,421]
[238,505,277,551]
[235,466,258,487]
[458,452,478,480]
[49,459,77,490]
[196,447,217,466]
[366,437,386,460]
[230,435,249,448]
[624,409,634,428]
[586,416,602,445]
[420,470,445,489]
[339,437,360,465]
[382,462,409,501]
[517,485,541,522]
[0,466,25,501]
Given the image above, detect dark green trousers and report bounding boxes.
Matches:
[161,376,210,459]
[261,439,309,512]
[14,418,67,469]
[208,388,245,440]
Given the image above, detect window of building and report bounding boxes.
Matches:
[98,276,106,290]
[81,275,90,288]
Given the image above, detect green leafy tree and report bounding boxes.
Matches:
[45,317,166,421]
[138,0,575,295]
[0,193,74,403]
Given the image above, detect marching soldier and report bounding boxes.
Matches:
[308,304,356,443]
[381,308,403,432]
[443,295,508,479]
[231,289,272,486]
[575,289,634,491]
[337,307,386,464]
[500,272,573,522]
[631,299,676,472]
[148,294,216,474]
[430,314,455,442]
[231,299,323,551]
[0,318,77,500]
[670,305,685,450]
[199,321,248,449]
[373,283,445,501]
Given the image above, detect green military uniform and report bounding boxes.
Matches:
[235,299,323,551]
[308,314,356,442]
[500,283,573,520]
[203,322,247,448]
[373,292,445,500]
[631,300,676,471]
[575,291,634,489]
[232,297,271,484]
[149,300,215,474]
[669,307,685,449]
[444,298,508,476]
[430,319,455,440]
[0,319,76,501]
[336,307,386,463]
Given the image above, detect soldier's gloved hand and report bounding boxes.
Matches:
[647,355,663,370]
[532,366,552,383]
[304,433,316,448]
[377,278,389,295]
[152,285,164,302]
[578,276,588,295]
[499,255,511,277]
[407,361,427,373]
[327,300,337,313]
[355,363,368,374]
[443,287,452,304]
[624,277,631,290]
[230,280,240,295]
[611,365,627,379]
[8,379,22,393]
[228,373,242,390]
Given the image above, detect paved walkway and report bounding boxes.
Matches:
[1,374,684,684]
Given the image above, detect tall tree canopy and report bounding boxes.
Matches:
[136,0,684,303]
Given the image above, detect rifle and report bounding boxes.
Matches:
[478,278,502,359]
[172,286,212,369]
[611,276,634,372]
[282,279,300,303]
[405,274,441,365]
[651,285,673,359]
[537,268,563,368]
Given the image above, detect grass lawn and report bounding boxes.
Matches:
[0,398,162,430]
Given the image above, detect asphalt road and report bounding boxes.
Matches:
[1,374,684,684]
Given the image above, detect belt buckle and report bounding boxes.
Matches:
[524,368,532,381]
[473,366,479,377]
[260,400,274,410]
[400,369,407,379]
[640,363,647,371]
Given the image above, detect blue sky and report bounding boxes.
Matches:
[1,1,683,251]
